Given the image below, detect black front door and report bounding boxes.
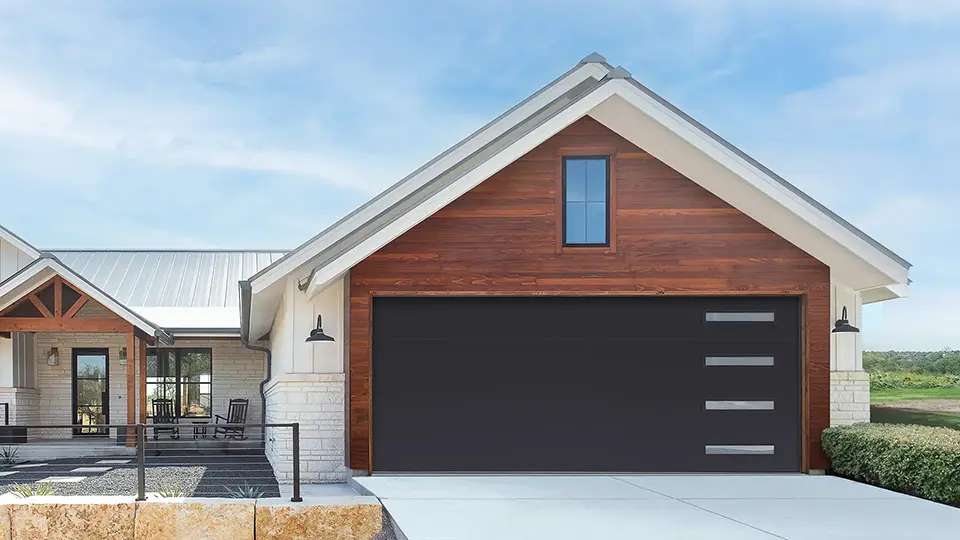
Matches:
[72,348,110,436]
[372,296,802,473]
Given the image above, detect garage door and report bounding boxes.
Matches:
[371,296,801,473]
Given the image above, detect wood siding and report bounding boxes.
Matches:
[349,116,831,472]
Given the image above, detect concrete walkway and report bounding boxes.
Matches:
[354,474,960,540]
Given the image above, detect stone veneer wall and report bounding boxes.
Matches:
[0,387,40,425]
[34,331,133,438]
[263,373,348,483]
[830,371,870,426]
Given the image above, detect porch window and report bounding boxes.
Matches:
[146,348,212,418]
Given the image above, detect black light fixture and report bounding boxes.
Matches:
[832,306,860,334]
[305,314,335,342]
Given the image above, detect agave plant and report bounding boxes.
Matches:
[225,482,265,499]
[9,482,56,498]
[0,446,19,466]
[156,484,186,498]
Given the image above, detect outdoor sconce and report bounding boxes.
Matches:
[46,347,59,366]
[305,315,335,343]
[832,306,860,334]
[119,347,127,366]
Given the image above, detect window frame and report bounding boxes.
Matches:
[555,147,618,253]
[146,347,213,419]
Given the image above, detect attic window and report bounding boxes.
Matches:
[562,156,610,246]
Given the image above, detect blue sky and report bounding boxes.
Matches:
[0,1,957,350]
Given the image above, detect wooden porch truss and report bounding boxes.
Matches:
[0,275,154,444]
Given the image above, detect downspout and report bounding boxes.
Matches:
[239,280,270,450]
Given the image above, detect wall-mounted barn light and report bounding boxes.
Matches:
[305,315,335,343]
[46,347,59,366]
[832,306,860,334]
[119,347,127,365]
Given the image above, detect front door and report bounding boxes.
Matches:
[72,348,110,436]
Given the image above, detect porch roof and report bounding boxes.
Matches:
[0,254,173,344]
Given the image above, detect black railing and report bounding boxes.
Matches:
[0,422,301,502]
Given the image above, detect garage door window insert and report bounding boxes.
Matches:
[563,156,609,246]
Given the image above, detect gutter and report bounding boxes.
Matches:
[239,280,270,450]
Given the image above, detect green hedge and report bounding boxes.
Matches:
[870,371,960,390]
[822,423,960,504]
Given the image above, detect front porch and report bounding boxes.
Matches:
[0,260,266,457]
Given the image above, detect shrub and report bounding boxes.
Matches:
[0,447,19,466]
[225,482,264,499]
[8,482,57,498]
[870,371,960,390]
[822,423,960,504]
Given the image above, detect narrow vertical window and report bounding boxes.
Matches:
[563,156,609,246]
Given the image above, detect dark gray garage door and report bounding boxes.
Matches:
[372,296,801,473]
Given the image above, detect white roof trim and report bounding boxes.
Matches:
[241,55,911,338]
[301,77,910,299]
[247,58,612,295]
[0,225,41,259]
[0,256,172,343]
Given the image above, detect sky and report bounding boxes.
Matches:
[0,1,957,350]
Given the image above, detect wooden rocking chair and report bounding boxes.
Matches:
[151,398,180,440]
[213,399,249,440]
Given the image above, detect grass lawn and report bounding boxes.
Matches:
[871,406,960,430]
[871,387,960,404]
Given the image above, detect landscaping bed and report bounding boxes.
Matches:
[822,423,960,506]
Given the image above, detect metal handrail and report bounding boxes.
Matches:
[2,422,301,502]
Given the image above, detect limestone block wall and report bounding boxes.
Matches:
[264,374,348,483]
[830,371,871,426]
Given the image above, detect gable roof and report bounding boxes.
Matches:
[0,255,173,344]
[241,53,911,340]
[51,249,286,330]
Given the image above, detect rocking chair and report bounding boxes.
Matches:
[213,398,249,440]
[151,398,180,440]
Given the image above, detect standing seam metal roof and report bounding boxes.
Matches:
[51,250,287,308]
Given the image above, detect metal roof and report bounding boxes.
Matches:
[52,250,287,308]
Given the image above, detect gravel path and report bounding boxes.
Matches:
[0,454,279,498]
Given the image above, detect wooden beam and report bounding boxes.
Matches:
[0,318,132,333]
[63,296,89,319]
[126,330,136,447]
[54,276,63,317]
[27,294,54,319]
[139,337,147,424]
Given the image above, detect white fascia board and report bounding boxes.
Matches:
[0,258,164,337]
[306,79,908,297]
[861,284,908,304]
[248,279,284,341]
[0,262,55,312]
[249,62,611,295]
[305,83,623,298]
[603,80,910,285]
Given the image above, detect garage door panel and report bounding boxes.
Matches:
[372,296,801,473]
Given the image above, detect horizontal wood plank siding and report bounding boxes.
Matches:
[349,116,830,472]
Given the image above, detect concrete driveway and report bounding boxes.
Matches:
[353,475,960,540]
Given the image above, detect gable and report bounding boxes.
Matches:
[242,54,909,341]
[352,116,827,291]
